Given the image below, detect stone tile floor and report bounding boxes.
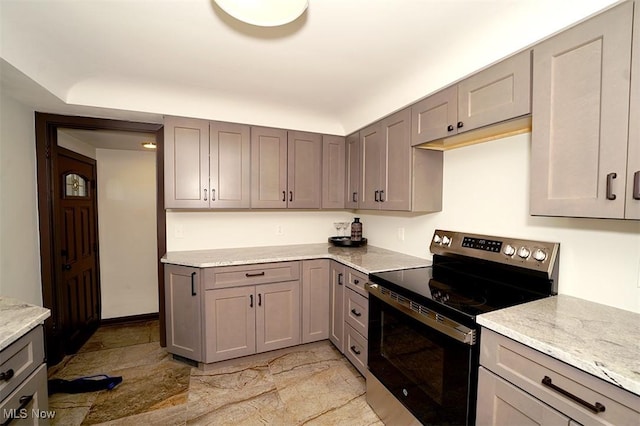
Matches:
[47,321,382,425]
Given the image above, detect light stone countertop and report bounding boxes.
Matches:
[161,243,430,274]
[477,295,640,397]
[0,297,50,351]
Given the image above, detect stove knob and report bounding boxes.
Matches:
[517,247,531,259]
[533,249,547,262]
[442,236,451,246]
[503,244,516,256]
[433,234,442,244]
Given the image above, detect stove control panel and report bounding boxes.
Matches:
[430,230,559,277]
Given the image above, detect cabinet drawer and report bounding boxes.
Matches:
[1,326,44,402]
[345,324,367,377]
[0,363,48,426]
[480,329,640,426]
[205,261,300,289]
[345,288,368,337]
[346,269,368,298]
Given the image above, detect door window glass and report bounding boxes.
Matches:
[64,173,88,197]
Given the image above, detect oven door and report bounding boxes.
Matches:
[367,284,478,426]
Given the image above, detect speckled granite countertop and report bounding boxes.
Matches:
[161,243,430,274]
[0,297,50,351]
[477,295,640,397]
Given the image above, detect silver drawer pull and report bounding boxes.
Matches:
[541,376,605,414]
[245,272,265,277]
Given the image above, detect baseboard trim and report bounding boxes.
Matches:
[100,312,159,326]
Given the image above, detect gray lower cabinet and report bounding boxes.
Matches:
[360,108,443,212]
[329,261,346,352]
[530,1,638,219]
[301,260,330,343]
[165,265,203,362]
[164,118,251,209]
[411,49,531,146]
[329,261,369,376]
[478,328,640,426]
[0,326,48,426]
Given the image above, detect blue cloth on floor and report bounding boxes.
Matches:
[48,374,123,394]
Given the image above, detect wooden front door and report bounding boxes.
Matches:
[55,148,101,353]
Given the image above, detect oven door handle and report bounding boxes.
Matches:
[366,283,476,345]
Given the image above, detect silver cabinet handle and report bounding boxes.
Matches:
[633,171,640,200]
[204,189,207,201]
[211,189,216,201]
[606,173,617,200]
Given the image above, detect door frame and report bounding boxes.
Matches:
[35,113,165,364]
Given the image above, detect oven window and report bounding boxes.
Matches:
[369,295,476,425]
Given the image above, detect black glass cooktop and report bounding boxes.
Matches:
[369,257,554,321]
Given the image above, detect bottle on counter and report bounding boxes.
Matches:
[351,217,362,241]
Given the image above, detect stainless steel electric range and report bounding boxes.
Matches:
[366,229,560,425]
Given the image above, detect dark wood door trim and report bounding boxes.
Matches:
[35,113,165,364]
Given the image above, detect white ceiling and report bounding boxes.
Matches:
[0,0,620,135]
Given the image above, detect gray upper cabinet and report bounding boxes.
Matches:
[251,126,288,208]
[411,85,458,144]
[411,50,531,146]
[345,132,360,209]
[251,127,322,209]
[626,1,640,220]
[210,121,251,208]
[360,108,442,212]
[530,2,634,219]
[164,117,210,208]
[288,131,322,209]
[164,117,250,209]
[322,135,346,209]
[359,121,383,210]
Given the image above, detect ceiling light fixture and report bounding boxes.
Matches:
[142,142,157,149]
[215,0,308,27]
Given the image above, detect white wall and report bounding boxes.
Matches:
[96,148,158,318]
[57,130,96,159]
[166,210,354,251]
[0,93,42,305]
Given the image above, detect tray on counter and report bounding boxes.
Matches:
[328,236,367,247]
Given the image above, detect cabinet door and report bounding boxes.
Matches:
[329,261,345,353]
[256,281,301,353]
[380,108,412,211]
[345,132,360,209]
[530,2,632,218]
[209,121,251,208]
[165,265,203,361]
[322,135,345,209]
[626,2,640,220]
[204,286,256,363]
[477,367,571,426]
[359,122,383,210]
[458,49,531,132]
[251,126,288,208]
[287,131,322,208]
[301,260,330,343]
[0,364,48,426]
[164,117,209,208]
[411,85,457,145]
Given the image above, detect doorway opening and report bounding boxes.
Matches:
[35,113,165,365]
